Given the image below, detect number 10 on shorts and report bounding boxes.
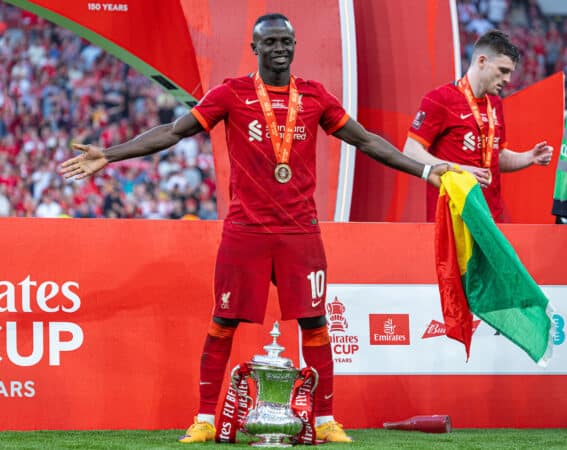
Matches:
[307,270,325,307]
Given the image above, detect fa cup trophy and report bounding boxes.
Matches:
[216,322,318,447]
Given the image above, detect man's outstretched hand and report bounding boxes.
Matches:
[59,143,108,180]
[428,163,461,187]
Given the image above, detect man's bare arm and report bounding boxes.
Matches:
[500,142,553,172]
[104,112,204,162]
[334,119,424,177]
[60,111,204,180]
[403,136,445,165]
[404,135,492,188]
[333,118,452,186]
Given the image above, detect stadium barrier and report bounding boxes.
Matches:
[0,218,565,430]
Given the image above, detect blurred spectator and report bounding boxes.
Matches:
[0,184,10,216]
[35,189,62,217]
[0,3,216,219]
[2,1,564,220]
[458,0,567,103]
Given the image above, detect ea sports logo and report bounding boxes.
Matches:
[248,120,262,142]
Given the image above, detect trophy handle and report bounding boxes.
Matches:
[230,364,242,391]
[230,364,255,408]
[311,367,319,392]
[300,367,319,392]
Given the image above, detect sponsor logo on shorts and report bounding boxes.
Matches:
[220,292,231,310]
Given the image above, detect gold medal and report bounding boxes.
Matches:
[274,163,292,183]
[254,72,298,185]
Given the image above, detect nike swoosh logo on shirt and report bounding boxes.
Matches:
[245,98,260,105]
[312,299,322,308]
[324,393,333,400]
[460,113,473,120]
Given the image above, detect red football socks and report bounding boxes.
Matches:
[198,321,237,415]
[301,325,333,416]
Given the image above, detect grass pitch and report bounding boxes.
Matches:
[0,428,566,449]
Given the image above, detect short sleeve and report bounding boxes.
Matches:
[191,83,231,132]
[316,83,349,134]
[408,91,447,149]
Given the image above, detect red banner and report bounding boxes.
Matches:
[501,72,565,223]
[0,218,565,430]
[350,0,456,222]
[6,0,203,104]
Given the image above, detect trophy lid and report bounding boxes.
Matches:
[251,321,294,368]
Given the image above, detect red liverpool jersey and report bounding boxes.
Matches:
[192,75,348,233]
[409,82,507,221]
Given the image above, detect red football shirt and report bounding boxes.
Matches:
[192,75,348,233]
[408,82,507,221]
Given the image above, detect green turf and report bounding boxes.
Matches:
[1,429,567,450]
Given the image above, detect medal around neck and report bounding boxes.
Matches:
[253,73,298,187]
[274,163,292,183]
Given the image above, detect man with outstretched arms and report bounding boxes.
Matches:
[61,13,451,443]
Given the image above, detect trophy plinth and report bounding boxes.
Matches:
[235,322,304,447]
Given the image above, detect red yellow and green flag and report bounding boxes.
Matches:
[435,171,554,366]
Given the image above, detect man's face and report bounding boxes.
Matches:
[480,54,516,95]
[251,19,295,74]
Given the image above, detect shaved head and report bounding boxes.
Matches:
[252,13,294,42]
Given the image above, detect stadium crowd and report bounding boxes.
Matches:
[459,0,567,97]
[0,1,565,218]
[0,3,216,219]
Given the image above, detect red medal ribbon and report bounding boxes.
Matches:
[290,367,318,445]
[253,72,299,166]
[215,363,252,443]
[456,75,495,168]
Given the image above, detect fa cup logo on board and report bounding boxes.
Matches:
[326,297,348,333]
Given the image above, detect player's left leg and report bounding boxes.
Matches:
[274,233,352,443]
[298,316,352,443]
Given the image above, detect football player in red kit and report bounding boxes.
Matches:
[60,13,452,443]
[404,30,553,222]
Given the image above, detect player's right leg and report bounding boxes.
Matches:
[179,317,239,443]
[179,229,273,443]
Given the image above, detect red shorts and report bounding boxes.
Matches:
[213,229,327,323]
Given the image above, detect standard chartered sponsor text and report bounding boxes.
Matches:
[266,124,307,141]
